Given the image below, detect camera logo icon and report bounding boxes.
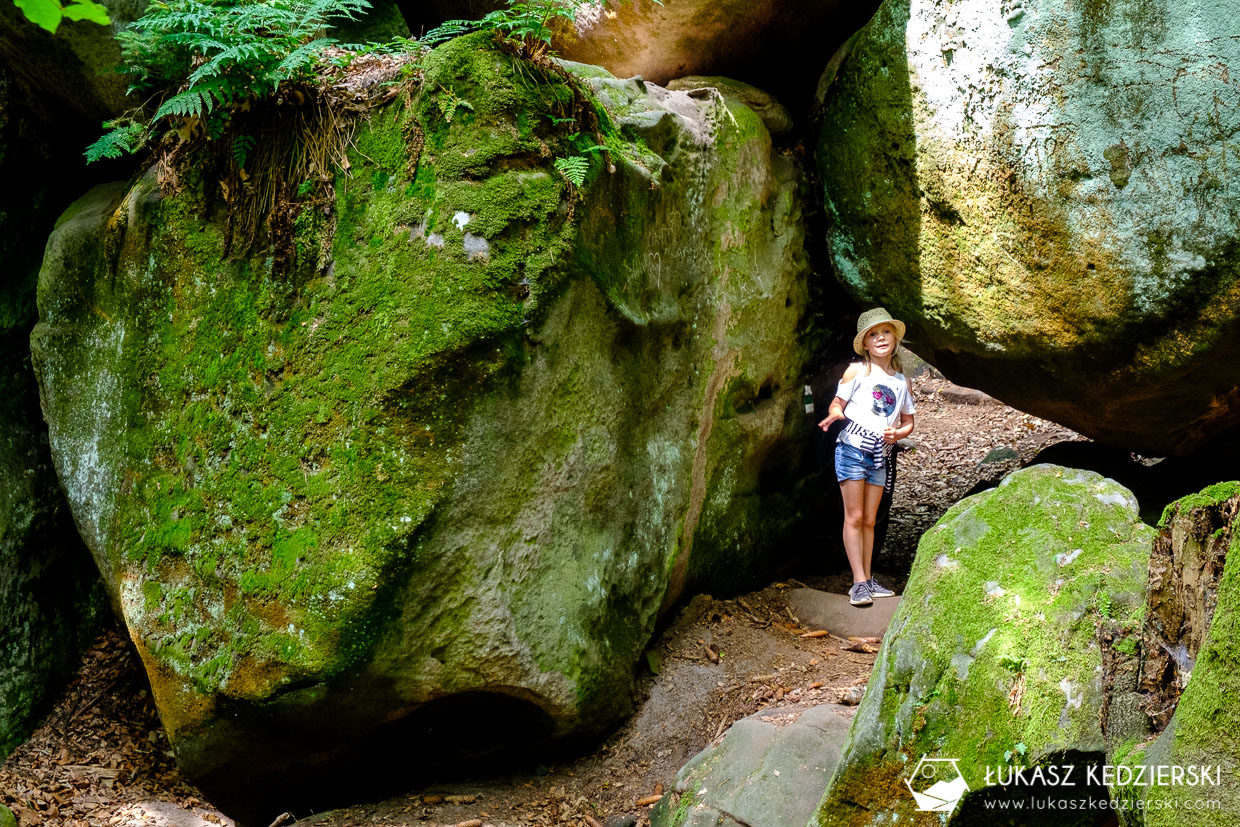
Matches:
[904,756,969,815]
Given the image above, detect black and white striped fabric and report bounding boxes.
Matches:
[841,420,895,491]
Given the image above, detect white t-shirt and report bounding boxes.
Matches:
[835,365,915,447]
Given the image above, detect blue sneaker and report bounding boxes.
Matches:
[868,577,896,598]
[848,581,873,606]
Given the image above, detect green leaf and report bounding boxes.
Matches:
[62,0,111,25]
[14,0,63,33]
[554,154,589,187]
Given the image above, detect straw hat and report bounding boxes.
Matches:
[852,307,906,355]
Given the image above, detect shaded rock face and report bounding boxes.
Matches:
[31,37,815,821]
[1139,485,1239,730]
[810,465,1153,826]
[0,330,106,758]
[816,0,1240,455]
[0,49,108,758]
[0,0,144,130]
[1103,483,1240,824]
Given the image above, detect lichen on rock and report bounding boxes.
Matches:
[815,0,1240,454]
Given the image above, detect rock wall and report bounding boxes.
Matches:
[815,0,1240,455]
[555,0,882,110]
[0,329,105,758]
[1107,483,1240,825]
[31,36,817,820]
[0,56,107,758]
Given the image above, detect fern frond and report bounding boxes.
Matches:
[153,75,243,121]
[554,155,590,187]
[232,134,256,169]
[422,18,478,44]
[84,122,147,163]
[276,37,334,78]
[153,88,209,120]
[189,41,272,84]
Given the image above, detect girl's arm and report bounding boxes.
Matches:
[883,413,915,443]
[818,396,848,431]
[818,363,864,431]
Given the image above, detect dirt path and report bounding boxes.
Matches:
[0,376,1082,827]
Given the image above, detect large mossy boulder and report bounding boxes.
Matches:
[31,35,815,821]
[1107,483,1240,824]
[815,0,1240,455]
[810,465,1154,825]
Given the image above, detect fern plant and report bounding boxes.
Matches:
[553,154,589,186]
[85,0,372,162]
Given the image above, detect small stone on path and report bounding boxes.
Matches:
[786,589,900,639]
[938,383,993,405]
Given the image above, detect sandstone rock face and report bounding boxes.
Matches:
[554,0,881,106]
[0,0,144,129]
[31,36,814,820]
[650,704,852,827]
[810,465,1153,825]
[1107,483,1240,824]
[665,77,793,137]
[816,0,1240,455]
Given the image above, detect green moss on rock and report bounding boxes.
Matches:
[31,35,818,817]
[812,465,1154,825]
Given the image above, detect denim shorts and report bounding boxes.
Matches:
[835,442,887,487]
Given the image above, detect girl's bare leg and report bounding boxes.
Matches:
[860,482,884,579]
[840,479,869,583]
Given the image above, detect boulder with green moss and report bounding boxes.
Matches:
[1107,483,1240,825]
[809,465,1154,826]
[815,0,1240,455]
[31,35,814,819]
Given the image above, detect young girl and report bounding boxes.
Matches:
[819,308,916,606]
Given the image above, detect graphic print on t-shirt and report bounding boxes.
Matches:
[871,384,897,417]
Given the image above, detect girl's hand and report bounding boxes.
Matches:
[883,427,899,443]
[818,410,844,431]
